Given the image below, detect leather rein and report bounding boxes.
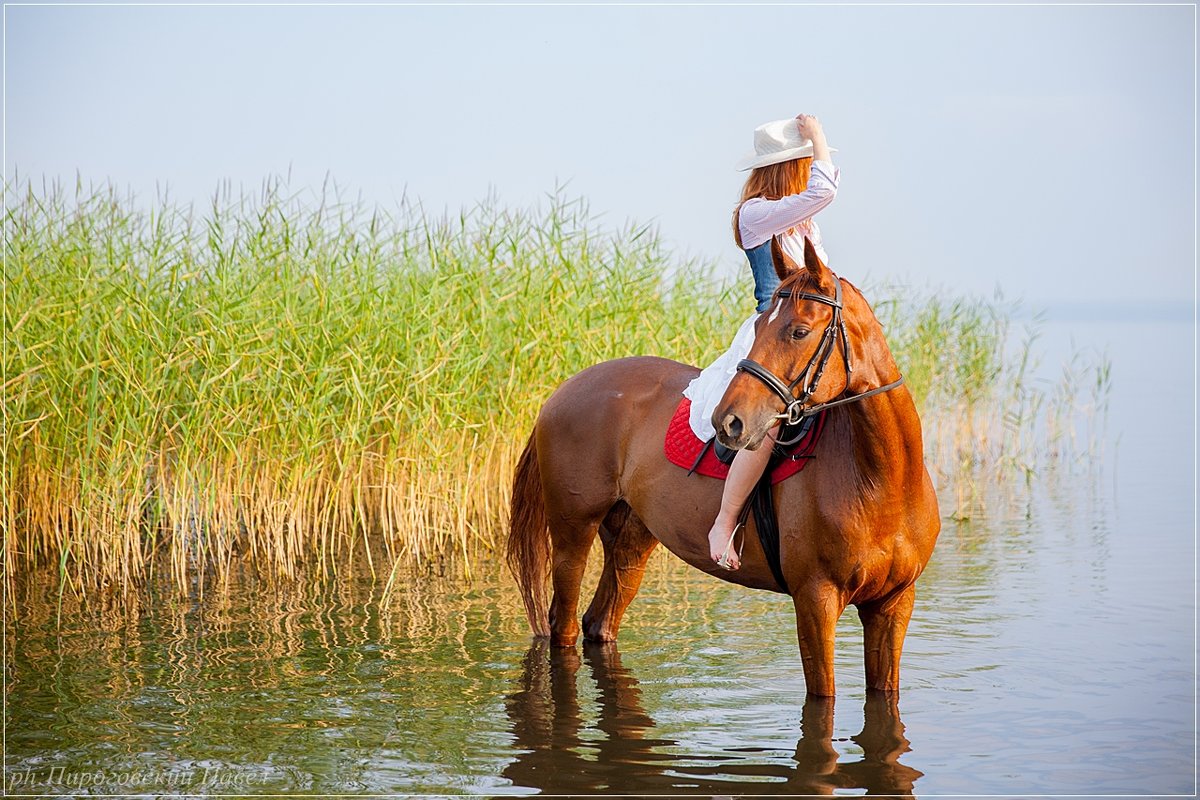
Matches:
[735,275,905,447]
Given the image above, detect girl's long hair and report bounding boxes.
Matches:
[732,157,813,248]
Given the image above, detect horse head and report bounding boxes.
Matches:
[712,237,896,451]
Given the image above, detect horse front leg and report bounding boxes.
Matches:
[792,581,845,698]
[858,584,916,693]
[582,507,658,643]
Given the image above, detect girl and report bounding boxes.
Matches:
[684,113,838,570]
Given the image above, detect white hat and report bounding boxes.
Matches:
[736,118,837,171]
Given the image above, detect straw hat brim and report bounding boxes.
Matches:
[736,145,838,172]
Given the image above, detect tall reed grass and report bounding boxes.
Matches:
[3,179,1107,597]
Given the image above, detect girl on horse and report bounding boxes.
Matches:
[684,113,838,570]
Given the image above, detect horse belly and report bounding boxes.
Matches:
[620,410,793,592]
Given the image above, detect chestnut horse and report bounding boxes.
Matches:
[506,239,940,696]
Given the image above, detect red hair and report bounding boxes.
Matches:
[732,157,813,248]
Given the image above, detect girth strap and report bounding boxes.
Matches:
[749,471,789,594]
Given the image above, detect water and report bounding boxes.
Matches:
[7,319,1195,796]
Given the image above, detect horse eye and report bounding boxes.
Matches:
[790,327,810,341]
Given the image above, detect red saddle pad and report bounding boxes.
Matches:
[663,397,825,484]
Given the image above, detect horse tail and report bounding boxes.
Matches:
[507,429,551,637]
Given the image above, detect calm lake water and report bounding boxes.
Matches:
[7,318,1195,796]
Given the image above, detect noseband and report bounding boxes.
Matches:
[735,275,905,446]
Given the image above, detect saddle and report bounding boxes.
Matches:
[663,397,827,593]
[662,397,825,484]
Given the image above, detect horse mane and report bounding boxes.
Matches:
[837,276,885,328]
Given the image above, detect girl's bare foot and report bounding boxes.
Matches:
[705,427,776,572]
[708,519,740,570]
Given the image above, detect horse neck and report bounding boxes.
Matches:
[826,314,926,498]
[839,386,926,496]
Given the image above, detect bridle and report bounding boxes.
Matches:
[735,274,906,447]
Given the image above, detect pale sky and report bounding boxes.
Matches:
[5,3,1196,311]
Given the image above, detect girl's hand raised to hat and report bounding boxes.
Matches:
[795,113,822,135]
[795,114,831,163]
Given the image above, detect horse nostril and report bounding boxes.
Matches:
[721,413,744,441]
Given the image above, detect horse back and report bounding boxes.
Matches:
[537,356,697,434]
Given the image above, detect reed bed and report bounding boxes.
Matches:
[878,289,1111,517]
[3,179,1107,598]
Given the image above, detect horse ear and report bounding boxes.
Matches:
[803,236,833,291]
[771,238,802,281]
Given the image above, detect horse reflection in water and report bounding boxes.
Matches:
[501,642,923,796]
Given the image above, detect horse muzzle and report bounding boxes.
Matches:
[714,406,775,452]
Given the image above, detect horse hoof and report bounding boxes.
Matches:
[582,627,617,643]
[550,632,579,648]
[581,613,616,642]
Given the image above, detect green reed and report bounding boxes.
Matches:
[3,178,1107,596]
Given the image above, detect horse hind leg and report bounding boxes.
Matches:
[546,511,602,648]
[539,445,619,647]
[535,395,625,647]
[582,503,659,643]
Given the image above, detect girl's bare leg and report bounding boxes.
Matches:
[707,427,778,569]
